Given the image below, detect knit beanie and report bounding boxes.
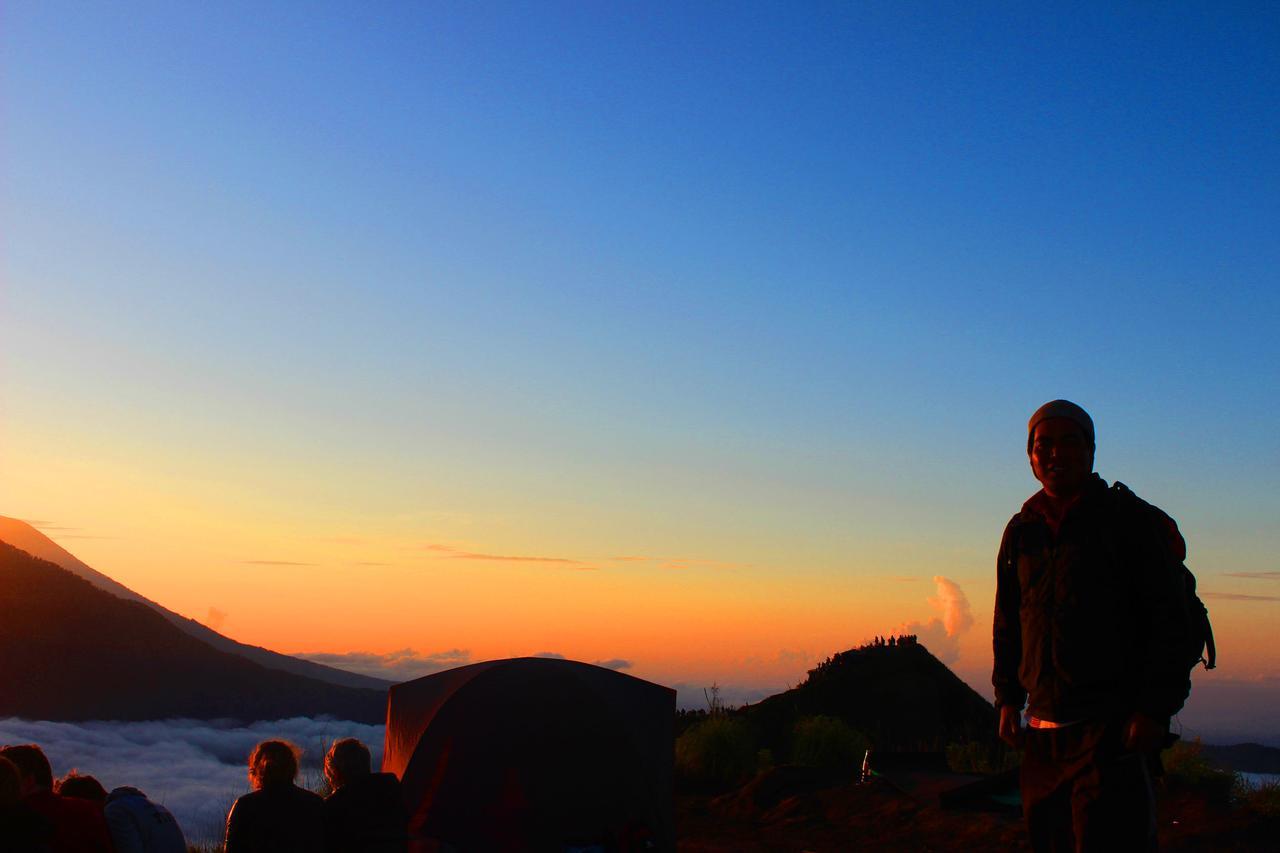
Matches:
[1027,400,1095,453]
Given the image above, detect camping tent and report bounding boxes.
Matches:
[383,657,676,851]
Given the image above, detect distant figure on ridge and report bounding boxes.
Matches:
[0,744,114,853]
[104,785,187,853]
[993,400,1209,851]
[224,740,324,853]
[322,738,409,853]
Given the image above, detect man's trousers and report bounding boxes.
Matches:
[1021,717,1157,852]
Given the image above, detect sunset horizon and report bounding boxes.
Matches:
[2,510,1274,746]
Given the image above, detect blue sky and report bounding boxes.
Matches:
[3,3,1278,710]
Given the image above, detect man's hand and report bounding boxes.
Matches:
[1123,712,1166,753]
[998,705,1024,748]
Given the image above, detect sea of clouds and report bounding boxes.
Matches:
[0,716,383,845]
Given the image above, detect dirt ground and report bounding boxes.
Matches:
[676,773,1278,851]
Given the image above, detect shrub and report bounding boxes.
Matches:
[790,716,868,771]
[1163,738,1238,804]
[1240,778,1280,817]
[675,716,758,787]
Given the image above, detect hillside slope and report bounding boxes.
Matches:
[0,516,388,690]
[744,642,998,752]
[0,541,386,723]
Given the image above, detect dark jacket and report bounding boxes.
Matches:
[104,787,186,853]
[0,801,53,853]
[323,773,409,853]
[993,475,1192,723]
[224,783,324,853]
[21,791,114,853]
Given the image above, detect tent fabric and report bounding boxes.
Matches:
[383,657,676,852]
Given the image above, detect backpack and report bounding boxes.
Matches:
[1111,481,1216,672]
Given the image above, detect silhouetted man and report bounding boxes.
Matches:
[993,401,1192,851]
[322,738,408,853]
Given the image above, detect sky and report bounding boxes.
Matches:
[2,3,1278,730]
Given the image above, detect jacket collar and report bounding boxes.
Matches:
[1020,473,1109,531]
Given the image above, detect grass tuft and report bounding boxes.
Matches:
[1163,738,1238,804]
[675,716,758,787]
[1240,778,1280,817]
[790,715,868,771]
[945,740,1020,775]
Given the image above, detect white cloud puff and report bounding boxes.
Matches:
[293,648,471,681]
[526,654,631,670]
[592,659,632,671]
[895,575,975,664]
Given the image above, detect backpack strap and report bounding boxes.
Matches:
[1111,481,1187,560]
[1184,569,1217,671]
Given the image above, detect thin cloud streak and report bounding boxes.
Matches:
[450,552,579,564]
[423,543,581,565]
[9,520,115,540]
[1202,592,1280,602]
[419,546,737,571]
[21,521,78,531]
[1221,571,1280,581]
[660,558,744,571]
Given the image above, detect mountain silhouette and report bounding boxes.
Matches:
[0,516,387,690]
[0,541,385,722]
[1200,742,1280,774]
[745,641,998,752]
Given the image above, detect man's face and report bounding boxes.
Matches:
[1030,417,1093,497]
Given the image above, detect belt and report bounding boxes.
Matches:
[1027,715,1084,729]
